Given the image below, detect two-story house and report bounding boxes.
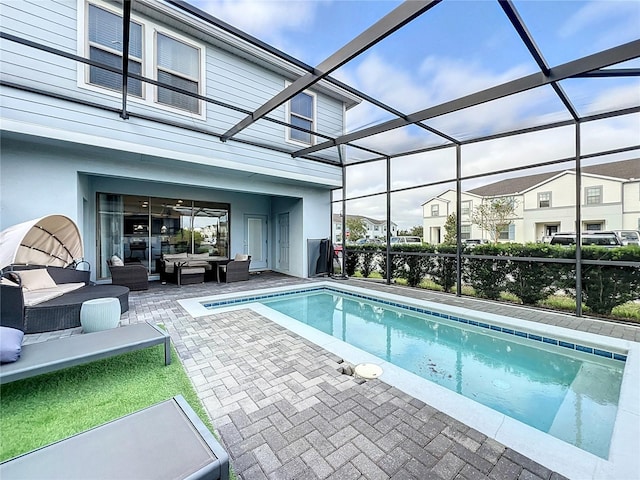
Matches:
[332,214,397,244]
[0,0,360,279]
[422,159,639,243]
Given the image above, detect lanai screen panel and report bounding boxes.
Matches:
[350,123,451,158]
[390,148,457,191]
[460,125,577,178]
[513,0,640,67]
[580,114,640,156]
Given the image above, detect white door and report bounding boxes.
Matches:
[278,213,290,271]
[245,215,268,269]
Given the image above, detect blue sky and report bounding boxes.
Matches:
[191,0,639,228]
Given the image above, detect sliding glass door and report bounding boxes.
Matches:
[97,193,230,279]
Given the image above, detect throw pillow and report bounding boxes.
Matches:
[111,255,124,267]
[15,269,57,291]
[0,326,24,363]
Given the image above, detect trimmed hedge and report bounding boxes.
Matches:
[344,243,640,315]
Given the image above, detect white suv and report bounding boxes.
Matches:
[612,230,640,246]
[390,236,423,245]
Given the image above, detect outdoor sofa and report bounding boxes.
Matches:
[0,395,229,480]
[1,265,129,334]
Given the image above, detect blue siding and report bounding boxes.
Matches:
[0,0,346,167]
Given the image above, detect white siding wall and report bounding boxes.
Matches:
[623,181,640,230]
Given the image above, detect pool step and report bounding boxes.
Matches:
[548,362,621,459]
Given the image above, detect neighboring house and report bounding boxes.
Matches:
[0,0,360,279]
[332,214,398,243]
[422,159,640,244]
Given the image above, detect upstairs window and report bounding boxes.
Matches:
[156,33,200,114]
[585,186,603,205]
[288,92,315,145]
[88,4,143,96]
[84,2,205,117]
[461,200,471,217]
[431,204,439,217]
[538,191,551,208]
[461,225,471,240]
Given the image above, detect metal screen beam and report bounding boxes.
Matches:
[293,39,640,157]
[499,0,579,121]
[120,0,132,119]
[574,68,640,78]
[220,0,441,141]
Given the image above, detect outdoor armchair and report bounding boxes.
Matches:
[108,259,148,291]
[218,254,251,283]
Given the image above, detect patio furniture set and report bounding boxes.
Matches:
[156,253,251,286]
[0,215,230,479]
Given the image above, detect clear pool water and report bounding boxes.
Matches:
[243,289,624,459]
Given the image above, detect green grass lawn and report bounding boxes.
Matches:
[0,345,217,463]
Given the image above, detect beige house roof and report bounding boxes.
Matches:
[332,214,397,227]
[468,159,639,197]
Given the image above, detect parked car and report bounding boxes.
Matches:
[354,238,384,245]
[462,238,489,247]
[612,230,640,246]
[390,236,422,245]
[549,231,623,247]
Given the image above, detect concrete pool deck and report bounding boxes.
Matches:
[26,273,640,479]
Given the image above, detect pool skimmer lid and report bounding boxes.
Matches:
[354,363,383,380]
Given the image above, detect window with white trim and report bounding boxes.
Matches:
[585,222,603,231]
[156,32,200,113]
[498,223,515,240]
[538,191,551,208]
[461,225,471,240]
[461,200,471,217]
[84,1,204,116]
[288,92,315,145]
[431,204,439,217]
[88,4,143,96]
[585,186,602,205]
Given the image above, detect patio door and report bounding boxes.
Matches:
[245,215,267,270]
[278,213,290,271]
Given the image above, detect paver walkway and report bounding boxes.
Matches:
[25,273,639,479]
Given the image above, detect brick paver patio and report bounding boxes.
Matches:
[25,272,640,479]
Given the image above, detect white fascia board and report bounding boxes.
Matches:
[1,118,342,188]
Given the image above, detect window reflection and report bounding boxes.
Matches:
[98,193,229,278]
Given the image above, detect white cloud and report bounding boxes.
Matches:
[559,1,640,53]
[192,0,327,57]
[559,1,639,38]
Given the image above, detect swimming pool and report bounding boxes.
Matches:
[180,281,640,479]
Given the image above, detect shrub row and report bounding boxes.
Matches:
[343,243,640,315]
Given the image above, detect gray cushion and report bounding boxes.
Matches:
[0,326,24,364]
